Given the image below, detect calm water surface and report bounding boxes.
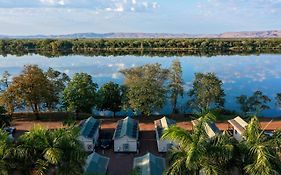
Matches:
[1,54,281,117]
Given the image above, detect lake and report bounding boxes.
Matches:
[0,54,281,117]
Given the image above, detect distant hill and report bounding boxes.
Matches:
[1,30,281,39]
[218,30,281,38]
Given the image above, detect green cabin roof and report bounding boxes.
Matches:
[133,152,166,175]
[80,117,101,139]
[84,152,110,175]
[113,117,139,140]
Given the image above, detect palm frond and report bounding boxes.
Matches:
[43,147,62,165]
[244,116,262,145]
[165,147,190,175]
[245,144,274,175]
[161,125,192,146]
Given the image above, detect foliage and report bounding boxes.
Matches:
[120,63,169,116]
[63,73,98,113]
[236,91,271,117]
[239,116,281,175]
[0,106,6,115]
[187,73,225,113]
[0,65,52,117]
[45,68,70,110]
[0,129,13,175]
[1,38,281,57]
[162,112,234,175]
[97,82,124,117]
[0,71,10,92]
[0,84,19,115]
[276,93,281,108]
[129,168,141,175]
[7,125,86,175]
[168,60,184,114]
[0,106,10,128]
[0,65,67,118]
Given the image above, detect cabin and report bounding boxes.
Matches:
[191,118,221,138]
[113,117,139,152]
[84,152,110,175]
[133,152,166,175]
[228,116,248,141]
[78,117,101,152]
[154,116,176,152]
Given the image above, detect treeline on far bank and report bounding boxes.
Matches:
[1,38,281,57]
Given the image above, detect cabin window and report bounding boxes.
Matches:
[123,143,129,151]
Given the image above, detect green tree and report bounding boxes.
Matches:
[45,68,70,111]
[236,91,271,117]
[162,112,234,175]
[63,73,98,113]
[276,93,281,108]
[97,82,124,117]
[168,60,184,114]
[239,117,281,175]
[1,65,53,118]
[187,73,225,113]
[0,84,20,115]
[120,64,169,116]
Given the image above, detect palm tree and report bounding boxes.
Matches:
[53,127,86,175]
[14,125,86,175]
[162,112,234,175]
[239,116,281,175]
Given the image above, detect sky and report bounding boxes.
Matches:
[0,0,280,35]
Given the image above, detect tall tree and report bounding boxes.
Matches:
[45,68,70,111]
[236,91,271,116]
[120,63,169,116]
[0,84,20,115]
[162,112,234,175]
[0,65,52,118]
[168,60,184,114]
[97,82,124,117]
[187,73,225,113]
[63,73,98,113]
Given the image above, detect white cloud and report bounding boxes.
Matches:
[39,0,66,6]
[0,0,159,12]
[114,3,124,12]
[152,2,158,9]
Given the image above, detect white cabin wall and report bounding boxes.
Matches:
[233,127,243,142]
[114,136,137,152]
[78,136,94,152]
